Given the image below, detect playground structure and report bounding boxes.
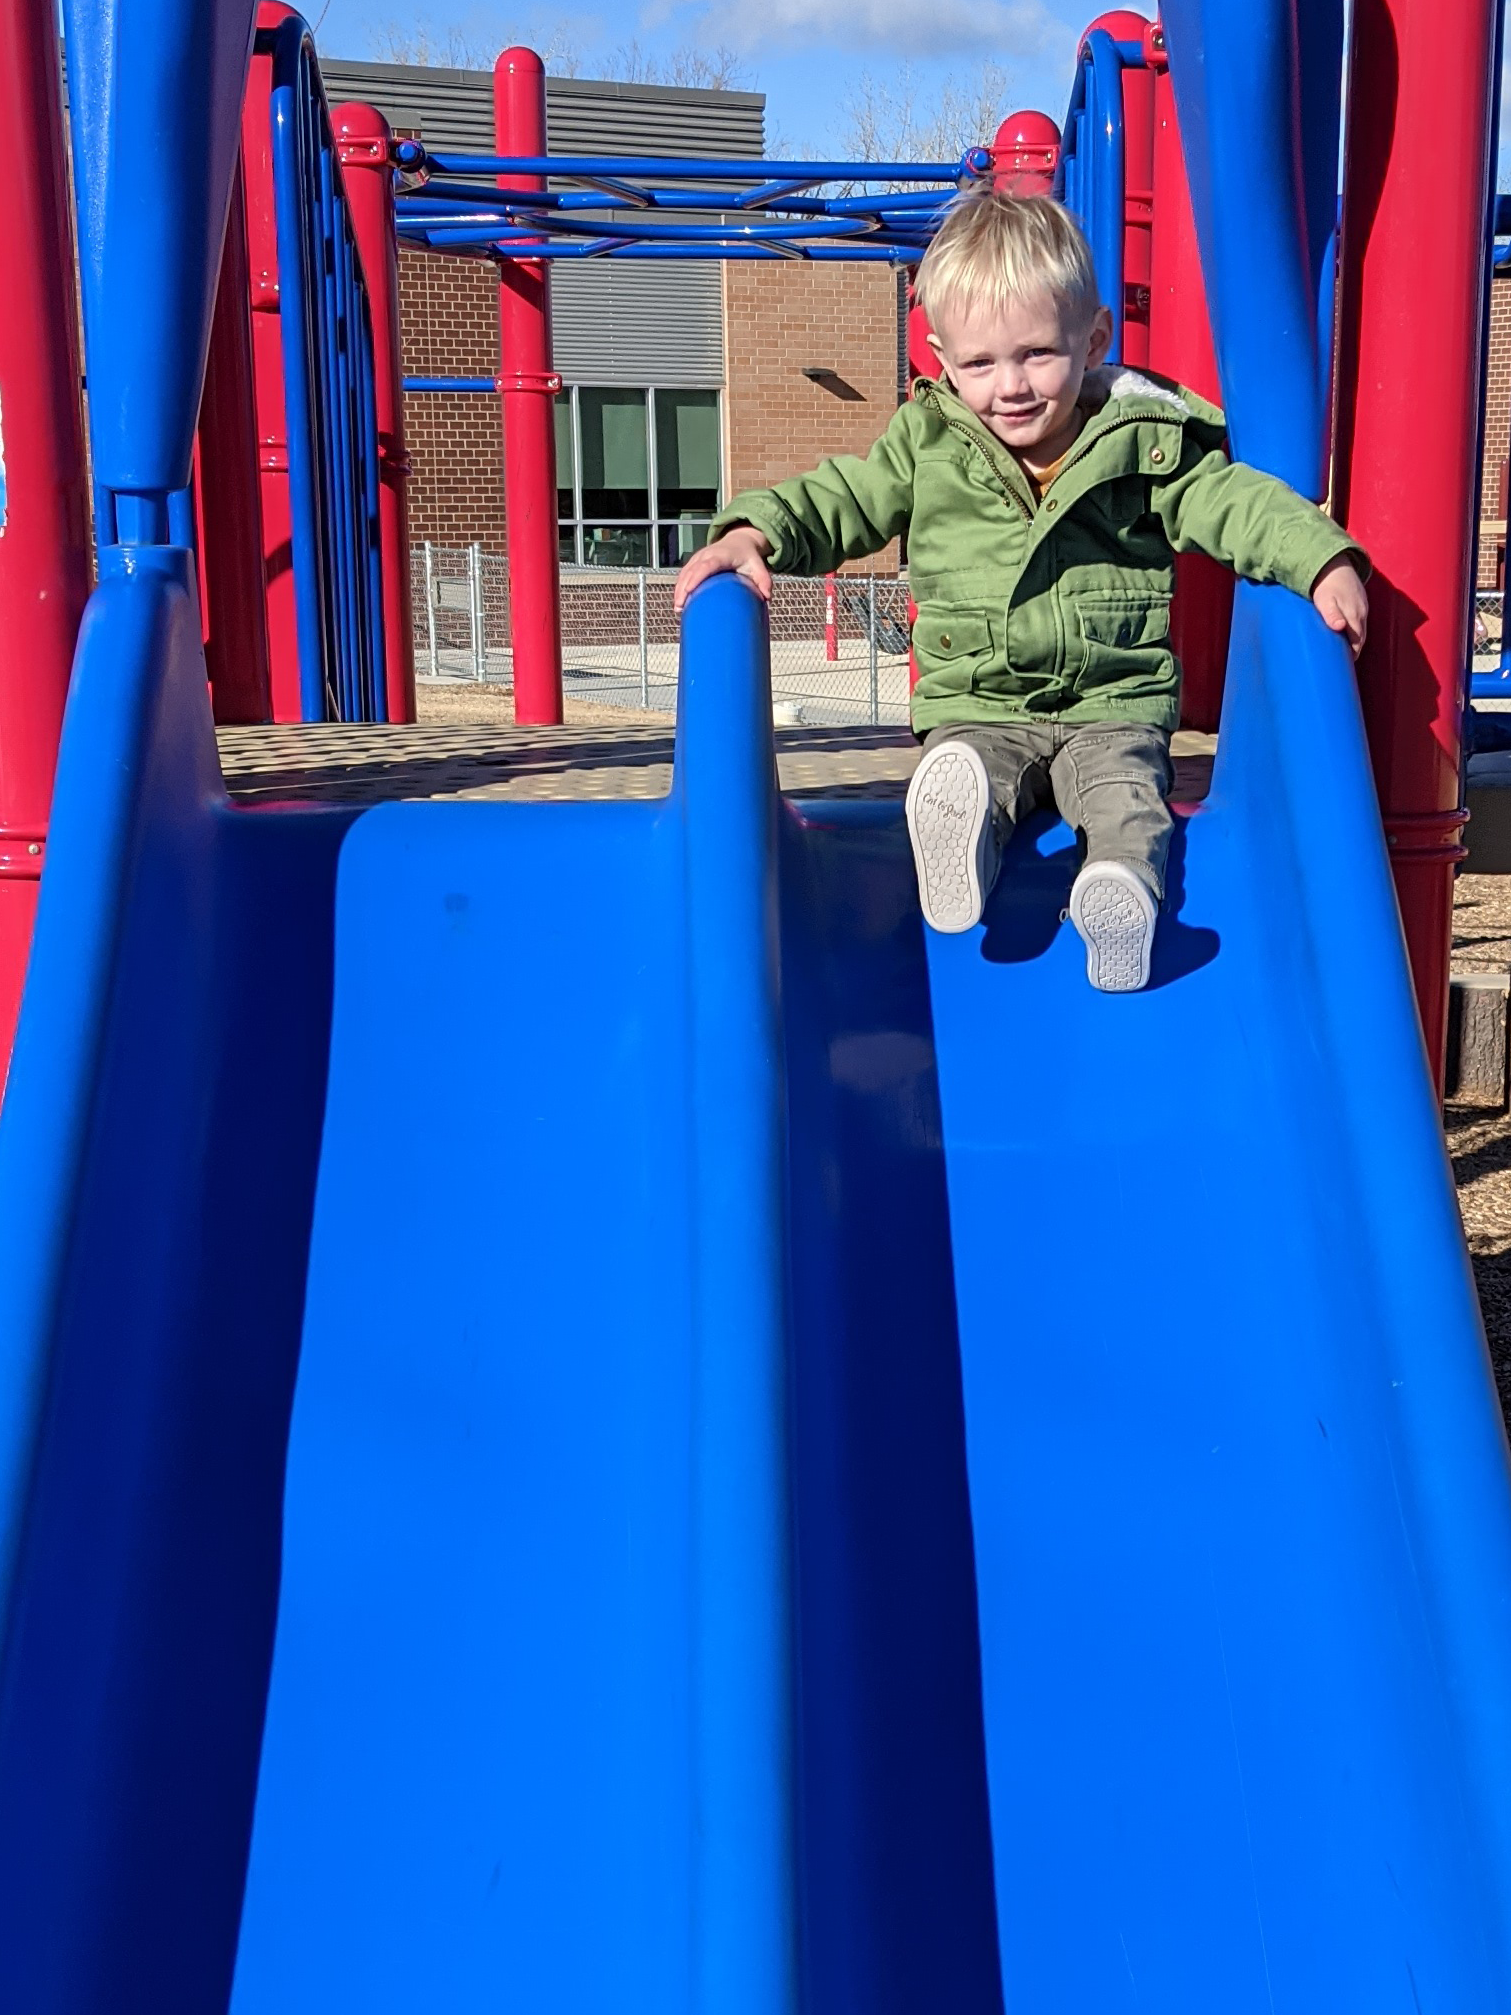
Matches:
[1,0,1511,2011]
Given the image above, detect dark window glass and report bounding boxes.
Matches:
[579,389,650,519]
[558,524,579,564]
[654,389,720,516]
[554,393,575,518]
[582,522,652,567]
[659,519,712,568]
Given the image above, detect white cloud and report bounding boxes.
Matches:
[652,0,1074,59]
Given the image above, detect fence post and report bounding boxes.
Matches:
[824,572,838,661]
[423,540,437,678]
[868,576,879,726]
[639,568,650,709]
[469,541,485,681]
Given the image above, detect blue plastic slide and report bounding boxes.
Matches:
[4,0,1511,2010]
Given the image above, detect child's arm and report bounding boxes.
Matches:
[1151,445,1371,656]
[674,405,920,611]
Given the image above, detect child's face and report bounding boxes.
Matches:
[928,291,1114,459]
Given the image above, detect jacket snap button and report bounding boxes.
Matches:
[1045,498,1059,512]
[939,632,951,647]
[1150,447,1165,464]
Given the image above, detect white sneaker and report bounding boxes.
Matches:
[905,740,998,933]
[1068,861,1158,992]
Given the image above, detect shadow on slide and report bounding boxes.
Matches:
[0,572,1509,2014]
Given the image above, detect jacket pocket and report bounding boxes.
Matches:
[1075,593,1172,688]
[912,604,998,694]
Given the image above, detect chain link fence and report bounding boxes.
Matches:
[1475,589,1504,674]
[412,543,914,726]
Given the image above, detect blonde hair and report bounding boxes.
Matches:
[914,189,1102,333]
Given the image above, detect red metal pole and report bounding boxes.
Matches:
[824,574,838,662]
[1333,0,1498,1086]
[494,47,564,726]
[1146,29,1232,735]
[244,3,303,722]
[336,100,417,725]
[196,155,273,725]
[0,0,91,1073]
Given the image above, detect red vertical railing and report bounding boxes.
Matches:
[0,0,92,1073]
[1334,0,1499,1084]
[494,46,564,725]
[196,156,273,725]
[243,2,303,721]
[1145,23,1232,734]
[336,100,417,724]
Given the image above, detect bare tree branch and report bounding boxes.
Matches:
[599,39,749,89]
[366,17,582,75]
[841,58,1012,183]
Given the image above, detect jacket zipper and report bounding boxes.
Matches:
[924,383,1161,517]
[1039,410,1153,494]
[934,412,1034,522]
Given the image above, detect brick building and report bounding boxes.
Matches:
[327,55,1511,598]
[323,58,908,575]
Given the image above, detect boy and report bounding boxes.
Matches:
[674,190,1368,992]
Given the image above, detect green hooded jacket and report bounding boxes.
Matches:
[709,366,1365,734]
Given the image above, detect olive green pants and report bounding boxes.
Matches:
[921,720,1174,901]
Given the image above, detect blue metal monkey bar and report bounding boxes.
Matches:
[1054,30,1146,361]
[392,146,994,264]
[266,10,386,722]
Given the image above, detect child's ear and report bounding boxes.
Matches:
[925,330,945,365]
[1085,307,1114,369]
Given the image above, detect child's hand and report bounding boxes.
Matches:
[674,526,774,613]
[1312,555,1369,658]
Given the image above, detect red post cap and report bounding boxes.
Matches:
[1080,7,1156,46]
[990,110,1062,195]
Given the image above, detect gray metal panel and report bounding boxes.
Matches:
[320,60,494,148]
[545,78,764,160]
[321,62,761,388]
[319,60,763,159]
[553,263,723,387]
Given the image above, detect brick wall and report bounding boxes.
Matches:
[397,245,508,550]
[396,249,907,569]
[722,262,904,573]
[1480,274,1511,590]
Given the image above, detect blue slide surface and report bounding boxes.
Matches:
[4,0,1511,2009]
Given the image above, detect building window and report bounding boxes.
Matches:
[556,386,721,568]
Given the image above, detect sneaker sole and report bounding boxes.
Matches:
[1070,873,1154,991]
[905,742,992,933]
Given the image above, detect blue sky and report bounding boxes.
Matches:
[311,0,1127,157]
[312,0,1511,181]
